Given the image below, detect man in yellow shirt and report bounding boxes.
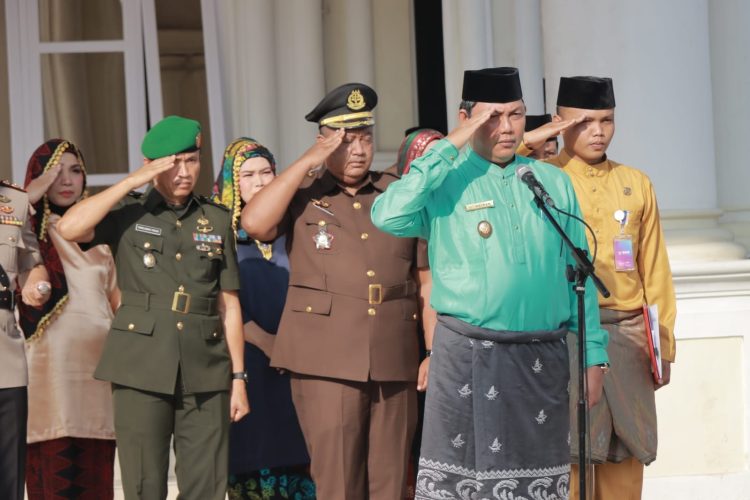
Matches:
[520,76,676,500]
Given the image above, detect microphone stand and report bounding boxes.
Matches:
[532,195,609,500]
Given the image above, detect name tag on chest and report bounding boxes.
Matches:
[464,200,495,212]
[135,224,162,236]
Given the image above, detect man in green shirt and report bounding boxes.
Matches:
[58,116,249,499]
[371,67,608,499]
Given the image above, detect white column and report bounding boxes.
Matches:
[322,0,375,88]
[274,0,326,168]
[215,0,279,157]
[512,0,544,114]
[441,0,493,129]
[540,0,744,262]
[709,0,750,256]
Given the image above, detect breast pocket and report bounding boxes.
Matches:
[131,232,164,273]
[190,247,225,282]
[302,216,342,255]
[0,226,23,274]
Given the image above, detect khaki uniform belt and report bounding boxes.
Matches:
[120,290,218,315]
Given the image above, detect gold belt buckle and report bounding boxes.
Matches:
[368,284,383,305]
[171,291,192,314]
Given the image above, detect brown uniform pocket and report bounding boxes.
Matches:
[287,287,333,316]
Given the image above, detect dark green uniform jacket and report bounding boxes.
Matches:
[88,187,240,395]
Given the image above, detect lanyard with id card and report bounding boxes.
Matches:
[613,209,635,271]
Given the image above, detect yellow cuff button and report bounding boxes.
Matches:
[305,306,313,313]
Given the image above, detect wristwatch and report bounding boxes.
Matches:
[232,371,248,383]
[597,363,610,375]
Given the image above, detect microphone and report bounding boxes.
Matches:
[515,165,556,208]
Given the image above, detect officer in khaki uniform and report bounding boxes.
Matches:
[57,116,249,500]
[242,84,428,500]
[0,180,48,500]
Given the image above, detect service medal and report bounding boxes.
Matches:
[0,206,14,214]
[313,224,334,250]
[477,220,493,238]
[197,216,210,225]
[196,243,211,252]
[196,226,214,233]
[143,252,156,268]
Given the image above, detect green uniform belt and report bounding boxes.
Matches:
[289,272,417,304]
[120,290,218,315]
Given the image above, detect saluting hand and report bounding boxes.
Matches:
[446,109,493,151]
[125,155,176,191]
[522,116,584,151]
[230,379,250,422]
[26,163,62,204]
[302,128,346,170]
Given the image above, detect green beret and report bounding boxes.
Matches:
[141,115,202,159]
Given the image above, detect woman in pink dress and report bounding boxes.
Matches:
[20,139,119,500]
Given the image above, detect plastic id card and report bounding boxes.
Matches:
[614,235,635,271]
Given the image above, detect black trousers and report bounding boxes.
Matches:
[0,386,27,500]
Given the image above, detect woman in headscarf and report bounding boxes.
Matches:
[213,137,315,500]
[389,127,443,500]
[20,139,119,499]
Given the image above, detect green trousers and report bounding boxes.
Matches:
[112,384,229,500]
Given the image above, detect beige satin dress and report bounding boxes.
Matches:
[25,214,117,443]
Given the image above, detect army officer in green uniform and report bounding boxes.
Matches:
[58,115,250,500]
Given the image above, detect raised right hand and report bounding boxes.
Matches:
[300,128,346,169]
[523,116,583,151]
[25,163,62,204]
[125,155,176,191]
[446,109,493,150]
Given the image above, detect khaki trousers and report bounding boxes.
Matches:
[112,384,229,500]
[290,374,417,500]
[569,458,645,500]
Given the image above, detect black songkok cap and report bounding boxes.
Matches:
[557,76,616,109]
[305,83,378,129]
[462,67,523,103]
[524,114,552,132]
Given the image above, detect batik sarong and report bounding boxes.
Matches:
[569,308,657,465]
[416,315,571,500]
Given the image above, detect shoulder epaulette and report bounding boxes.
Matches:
[199,195,230,212]
[0,179,27,192]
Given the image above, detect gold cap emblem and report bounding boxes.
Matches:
[195,132,202,149]
[347,89,366,111]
